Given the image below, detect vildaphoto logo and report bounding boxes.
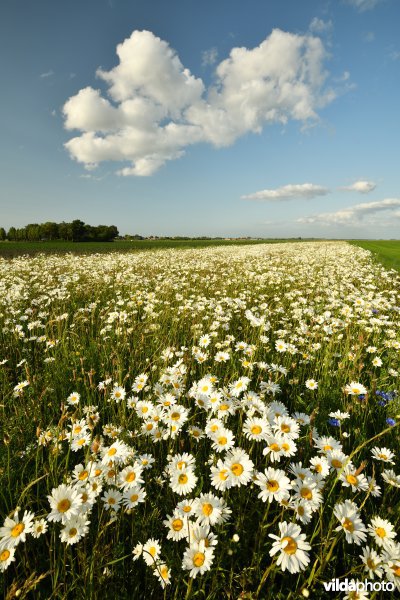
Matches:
[323,579,395,593]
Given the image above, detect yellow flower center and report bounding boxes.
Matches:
[149,546,156,557]
[69,528,77,537]
[171,412,180,421]
[107,447,117,456]
[126,472,136,482]
[251,425,262,435]
[107,469,116,478]
[367,558,376,570]
[177,461,186,470]
[331,459,342,469]
[315,464,322,473]
[193,552,205,567]
[281,443,290,452]
[160,565,169,578]
[281,424,290,433]
[343,518,354,532]
[231,463,244,476]
[346,474,358,486]
[269,443,280,452]
[392,565,400,577]
[219,470,228,481]
[375,527,386,538]
[183,505,192,513]
[300,487,312,500]
[202,503,213,516]
[0,550,11,561]
[267,480,279,492]
[57,499,71,513]
[11,523,25,537]
[172,518,183,531]
[130,494,139,503]
[378,454,388,460]
[178,474,188,485]
[78,470,88,480]
[218,437,227,445]
[219,404,229,411]
[298,506,305,516]
[281,536,298,555]
[323,445,333,451]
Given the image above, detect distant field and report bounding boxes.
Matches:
[0,238,301,258]
[350,240,400,271]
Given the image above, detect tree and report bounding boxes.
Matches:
[0,227,6,241]
[26,224,41,241]
[40,221,59,240]
[7,227,16,240]
[58,222,73,241]
[71,220,86,242]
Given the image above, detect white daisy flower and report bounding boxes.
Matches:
[47,484,82,524]
[60,514,90,545]
[368,517,397,548]
[142,538,162,567]
[334,500,367,545]
[254,467,291,504]
[269,522,311,573]
[0,510,34,550]
[182,542,214,578]
[0,547,16,572]
[371,447,395,465]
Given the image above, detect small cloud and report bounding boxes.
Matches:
[201,47,218,67]
[340,180,376,193]
[334,71,351,83]
[51,109,57,117]
[40,70,54,79]
[389,50,400,61]
[298,198,400,226]
[363,31,375,42]
[242,183,330,202]
[309,18,333,34]
[344,0,384,12]
[70,72,77,79]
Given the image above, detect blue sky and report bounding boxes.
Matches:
[1,0,399,238]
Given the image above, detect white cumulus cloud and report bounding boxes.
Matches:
[298,198,400,225]
[340,180,376,193]
[242,183,329,202]
[63,29,335,176]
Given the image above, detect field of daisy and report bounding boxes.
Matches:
[0,241,399,599]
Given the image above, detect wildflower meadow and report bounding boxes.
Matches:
[0,241,399,599]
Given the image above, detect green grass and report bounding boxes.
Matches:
[350,240,400,271]
[0,239,304,258]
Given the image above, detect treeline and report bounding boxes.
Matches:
[0,220,119,242]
